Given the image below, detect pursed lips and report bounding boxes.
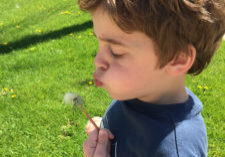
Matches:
[93,73,103,87]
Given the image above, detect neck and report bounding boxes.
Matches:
[138,75,188,105]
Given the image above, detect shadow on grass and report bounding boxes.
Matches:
[0,20,93,54]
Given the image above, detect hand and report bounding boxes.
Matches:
[83,117,114,157]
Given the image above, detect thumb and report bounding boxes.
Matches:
[94,129,111,157]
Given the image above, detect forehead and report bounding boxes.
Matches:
[91,7,144,49]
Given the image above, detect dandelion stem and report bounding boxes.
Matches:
[78,104,100,131]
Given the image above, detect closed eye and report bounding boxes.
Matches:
[110,47,124,58]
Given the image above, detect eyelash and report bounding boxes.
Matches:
[110,47,123,58]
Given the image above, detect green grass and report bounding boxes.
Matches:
[0,0,224,156]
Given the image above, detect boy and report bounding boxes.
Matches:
[79,0,225,156]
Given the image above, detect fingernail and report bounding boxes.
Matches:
[109,134,114,139]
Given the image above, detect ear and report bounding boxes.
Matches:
[165,45,196,75]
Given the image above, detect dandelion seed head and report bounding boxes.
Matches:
[64,92,83,106]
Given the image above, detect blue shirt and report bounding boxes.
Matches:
[100,88,207,157]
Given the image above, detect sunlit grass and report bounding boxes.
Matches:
[0,0,224,156]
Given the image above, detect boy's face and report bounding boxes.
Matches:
[91,7,168,102]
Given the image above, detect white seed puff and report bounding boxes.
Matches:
[63,92,100,131]
[64,92,83,106]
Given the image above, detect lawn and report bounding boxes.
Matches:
[0,0,224,156]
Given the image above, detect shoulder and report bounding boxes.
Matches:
[104,100,119,114]
[176,117,207,157]
[158,88,208,157]
[176,88,207,156]
[157,116,207,157]
[186,87,202,107]
[100,100,123,129]
[175,110,207,157]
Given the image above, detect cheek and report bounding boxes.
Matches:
[105,66,149,100]
[106,63,141,87]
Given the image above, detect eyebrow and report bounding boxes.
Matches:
[93,31,128,47]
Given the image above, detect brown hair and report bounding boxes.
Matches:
[79,0,225,75]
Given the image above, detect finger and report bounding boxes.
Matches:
[106,129,114,140]
[83,139,95,157]
[93,129,111,157]
[85,121,95,134]
[83,129,99,157]
[87,129,99,147]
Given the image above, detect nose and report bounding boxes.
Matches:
[94,50,109,70]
